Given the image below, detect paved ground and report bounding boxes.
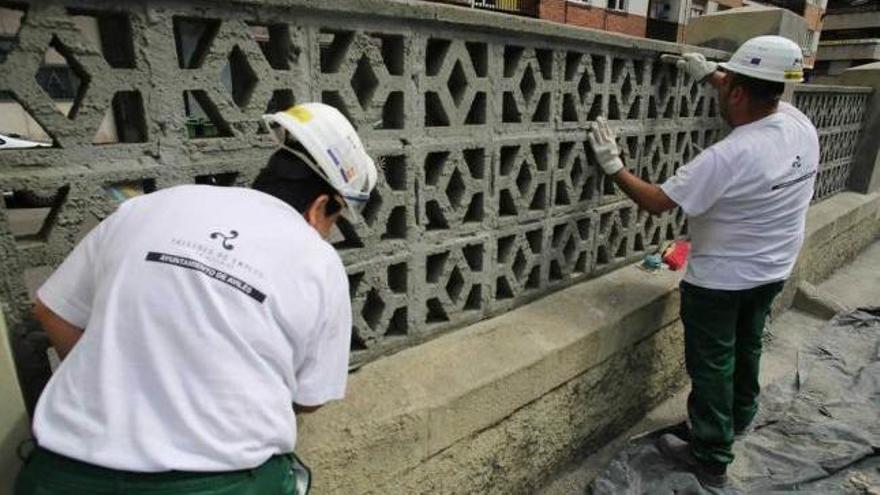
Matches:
[539,240,880,494]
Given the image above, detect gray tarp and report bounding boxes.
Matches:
[589,308,880,494]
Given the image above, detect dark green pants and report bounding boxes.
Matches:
[15,447,297,495]
[680,280,784,466]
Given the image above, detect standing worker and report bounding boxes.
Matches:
[15,103,377,494]
[587,36,817,487]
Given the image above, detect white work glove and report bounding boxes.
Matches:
[677,52,718,82]
[587,117,624,176]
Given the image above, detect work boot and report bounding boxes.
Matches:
[667,420,691,442]
[656,433,728,488]
[734,424,752,441]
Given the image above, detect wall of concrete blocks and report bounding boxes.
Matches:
[792,85,873,202]
[0,0,867,408]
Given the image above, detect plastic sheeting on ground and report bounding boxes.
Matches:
[588,308,880,494]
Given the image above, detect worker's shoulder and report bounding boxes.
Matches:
[299,234,346,276]
[121,184,242,209]
[777,102,815,129]
[131,185,294,217]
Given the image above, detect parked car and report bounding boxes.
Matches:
[0,133,51,149]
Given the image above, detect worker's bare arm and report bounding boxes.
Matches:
[611,168,678,215]
[33,298,83,360]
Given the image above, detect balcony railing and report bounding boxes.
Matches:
[826,3,880,14]
[754,0,807,13]
[472,0,540,17]
[646,18,680,43]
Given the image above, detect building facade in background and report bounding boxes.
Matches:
[644,0,826,68]
[537,0,652,37]
[814,0,880,82]
[454,0,828,64]
[459,0,653,37]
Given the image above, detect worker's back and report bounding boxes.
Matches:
[662,102,820,290]
[32,185,352,472]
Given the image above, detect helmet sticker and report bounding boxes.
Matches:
[750,57,761,65]
[285,106,313,123]
[327,147,341,166]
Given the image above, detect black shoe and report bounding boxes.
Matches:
[668,420,691,442]
[733,423,753,440]
[656,433,728,488]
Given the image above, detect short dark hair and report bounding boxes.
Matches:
[251,145,343,216]
[729,72,784,106]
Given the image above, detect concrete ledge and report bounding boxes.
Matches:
[817,39,880,62]
[230,0,730,57]
[823,11,880,31]
[299,260,683,493]
[776,191,880,317]
[298,191,880,494]
[0,307,29,495]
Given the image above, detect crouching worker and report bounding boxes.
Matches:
[15,103,377,495]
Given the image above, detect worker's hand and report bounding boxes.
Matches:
[587,117,624,175]
[677,52,718,82]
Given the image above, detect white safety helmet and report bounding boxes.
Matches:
[262,103,378,220]
[719,35,804,83]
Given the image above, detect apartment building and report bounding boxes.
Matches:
[645,0,826,67]
[446,0,653,37]
[813,0,880,82]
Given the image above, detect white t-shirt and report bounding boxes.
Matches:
[33,185,351,472]
[661,102,819,290]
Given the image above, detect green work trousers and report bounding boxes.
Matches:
[15,447,298,495]
[680,280,785,466]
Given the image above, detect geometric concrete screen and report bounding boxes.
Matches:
[792,85,872,203]
[0,0,864,407]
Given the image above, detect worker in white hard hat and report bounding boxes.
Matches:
[15,103,377,495]
[587,36,818,487]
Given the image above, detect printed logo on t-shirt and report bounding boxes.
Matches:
[146,252,266,303]
[209,230,238,251]
[772,155,814,191]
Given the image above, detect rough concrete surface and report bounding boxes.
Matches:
[0,0,872,415]
[0,0,737,409]
[793,280,850,319]
[0,310,29,495]
[539,237,880,495]
[294,192,879,494]
[297,261,685,493]
[0,1,876,491]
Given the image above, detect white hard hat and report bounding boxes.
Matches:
[262,103,378,220]
[719,35,804,83]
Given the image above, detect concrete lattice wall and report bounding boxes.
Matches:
[793,85,872,202]
[0,0,869,408]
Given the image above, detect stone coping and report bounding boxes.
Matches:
[820,38,880,46]
[803,191,880,252]
[229,0,730,57]
[796,84,873,94]
[296,190,880,492]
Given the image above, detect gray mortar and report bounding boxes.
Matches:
[0,0,872,409]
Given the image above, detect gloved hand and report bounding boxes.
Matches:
[587,117,624,175]
[677,52,718,82]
